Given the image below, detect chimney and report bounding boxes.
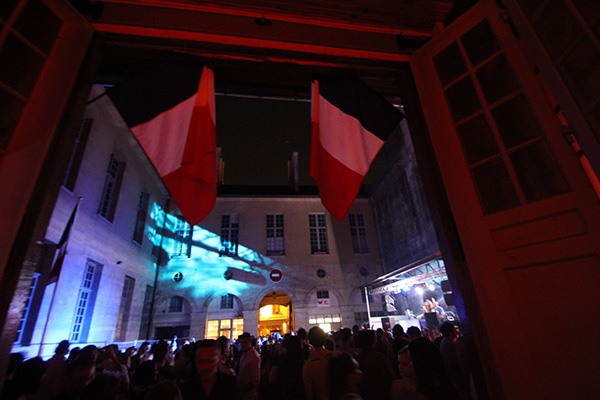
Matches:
[288,151,299,192]
[217,147,225,185]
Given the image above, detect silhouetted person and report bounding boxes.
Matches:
[3,356,46,400]
[355,330,395,400]
[388,325,410,376]
[275,335,305,400]
[439,323,473,400]
[408,337,460,400]
[327,352,363,400]
[179,340,239,400]
[237,332,261,400]
[51,357,96,400]
[39,340,70,400]
[391,346,426,400]
[303,326,334,400]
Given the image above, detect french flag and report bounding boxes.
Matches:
[107,63,216,226]
[310,76,404,221]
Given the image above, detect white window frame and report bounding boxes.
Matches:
[220,214,239,256]
[266,213,285,255]
[349,213,370,253]
[309,213,329,254]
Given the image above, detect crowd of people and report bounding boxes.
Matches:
[2,323,476,400]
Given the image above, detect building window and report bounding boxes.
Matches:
[115,276,135,341]
[98,154,125,222]
[14,273,40,344]
[168,296,184,313]
[221,294,234,309]
[317,290,329,299]
[63,118,92,191]
[349,213,369,253]
[266,214,285,255]
[132,192,149,245]
[220,214,239,256]
[71,261,102,342]
[309,214,329,254]
[206,318,244,340]
[171,217,191,258]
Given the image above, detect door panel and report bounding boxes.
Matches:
[0,0,93,276]
[411,0,600,398]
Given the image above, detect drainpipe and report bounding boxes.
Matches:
[146,198,169,339]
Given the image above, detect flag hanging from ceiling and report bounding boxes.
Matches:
[47,197,81,285]
[310,75,404,221]
[107,63,216,226]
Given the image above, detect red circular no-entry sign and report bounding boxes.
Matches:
[270,269,283,282]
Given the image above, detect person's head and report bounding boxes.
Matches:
[397,346,415,378]
[79,345,98,363]
[216,336,230,356]
[392,324,405,338]
[138,342,150,355]
[406,326,422,341]
[439,323,458,340]
[338,328,352,344]
[67,347,81,363]
[356,329,376,350]
[195,340,220,379]
[56,340,70,356]
[238,332,253,352]
[297,328,307,341]
[151,341,170,364]
[327,352,362,400]
[308,326,327,348]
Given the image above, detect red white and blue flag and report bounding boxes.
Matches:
[107,63,216,226]
[310,76,404,221]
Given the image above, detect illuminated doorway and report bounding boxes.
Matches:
[258,291,293,337]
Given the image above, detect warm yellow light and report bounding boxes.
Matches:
[259,305,273,319]
[319,323,331,332]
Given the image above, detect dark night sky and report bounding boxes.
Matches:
[216,94,313,186]
[215,94,383,187]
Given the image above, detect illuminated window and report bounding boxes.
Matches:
[115,276,135,341]
[266,214,285,255]
[232,319,244,338]
[309,214,329,254]
[349,213,369,253]
[168,296,183,313]
[71,261,103,342]
[172,217,191,258]
[220,214,239,256]
[221,294,234,309]
[132,192,149,245]
[98,154,125,222]
[206,320,219,339]
[309,313,341,327]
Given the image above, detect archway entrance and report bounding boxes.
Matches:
[258,291,293,337]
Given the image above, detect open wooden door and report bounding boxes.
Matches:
[411,0,600,398]
[0,0,93,380]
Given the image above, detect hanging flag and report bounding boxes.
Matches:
[47,197,81,285]
[310,75,404,221]
[107,63,216,226]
